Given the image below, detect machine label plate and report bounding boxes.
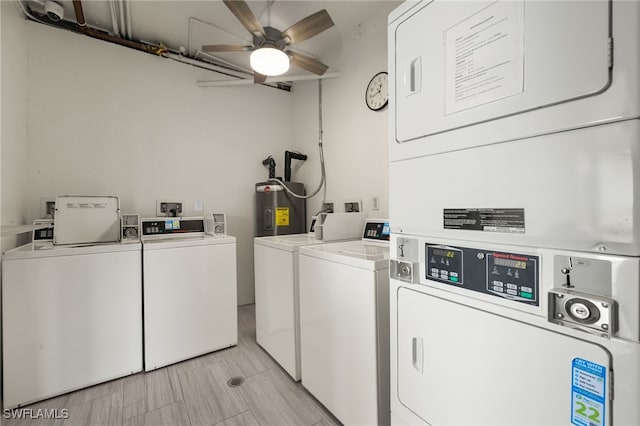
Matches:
[571,358,606,426]
[443,208,525,233]
[275,207,290,226]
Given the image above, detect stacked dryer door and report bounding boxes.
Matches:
[389,239,640,426]
[388,1,640,425]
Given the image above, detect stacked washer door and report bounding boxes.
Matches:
[388,1,640,425]
[2,241,142,408]
[141,217,237,371]
[298,220,391,426]
[254,233,327,381]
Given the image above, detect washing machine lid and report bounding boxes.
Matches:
[2,241,141,260]
[300,241,390,270]
[142,234,235,250]
[254,233,331,252]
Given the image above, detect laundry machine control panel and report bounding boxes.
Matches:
[426,244,539,306]
[141,218,205,236]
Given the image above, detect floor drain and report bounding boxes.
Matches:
[227,377,244,388]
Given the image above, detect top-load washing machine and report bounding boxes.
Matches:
[388,1,640,425]
[141,217,237,371]
[254,212,367,381]
[298,219,391,426]
[2,196,142,408]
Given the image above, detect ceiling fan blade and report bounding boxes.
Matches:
[223,0,266,38]
[281,10,334,45]
[289,51,329,76]
[254,73,267,84]
[201,44,253,53]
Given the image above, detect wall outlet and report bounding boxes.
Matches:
[156,200,183,217]
[40,197,56,219]
[344,200,363,213]
[322,201,335,213]
[194,200,203,212]
[372,196,380,211]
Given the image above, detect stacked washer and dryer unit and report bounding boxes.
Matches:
[389,1,640,426]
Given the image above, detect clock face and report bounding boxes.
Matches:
[366,72,389,111]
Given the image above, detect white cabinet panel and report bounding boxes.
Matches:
[2,250,142,408]
[254,244,299,380]
[299,254,382,426]
[143,243,237,370]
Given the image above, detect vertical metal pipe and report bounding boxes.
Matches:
[108,0,120,37]
[118,0,126,38]
[125,0,132,39]
[72,0,86,26]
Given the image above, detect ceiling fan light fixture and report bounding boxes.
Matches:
[250,47,290,76]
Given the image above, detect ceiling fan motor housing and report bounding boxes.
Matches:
[253,26,289,50]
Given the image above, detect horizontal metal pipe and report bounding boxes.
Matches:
[196,72,340,87]
[165,53,251,79]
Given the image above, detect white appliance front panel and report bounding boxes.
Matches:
[299,254,389,426]
[2,250,142,408]
[389,119,640,256]
[396,286,612,426]
[254,244,300,380]
[143,242,237,370]
[389,0,640,160]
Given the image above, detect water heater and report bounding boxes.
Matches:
[255,181,306,237]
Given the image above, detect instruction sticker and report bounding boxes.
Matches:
[444,208,525,233]
[275,207,290,226]
[444,0,525,114]
[571,358,606,426]
[165,219,180,230]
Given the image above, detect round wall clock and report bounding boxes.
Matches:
[365,71,388,111]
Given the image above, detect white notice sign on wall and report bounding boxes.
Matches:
[444,0,524,115]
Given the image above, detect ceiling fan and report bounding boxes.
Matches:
[202,0,335,83]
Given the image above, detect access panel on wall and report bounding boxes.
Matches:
[393,0,610,143]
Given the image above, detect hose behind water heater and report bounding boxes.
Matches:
[270,79,326,200]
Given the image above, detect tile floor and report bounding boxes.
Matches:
[4,305,341,426]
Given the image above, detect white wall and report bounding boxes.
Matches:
[26,22,294,305]
[291,3,399,222]
[7,1,398,304]
[1,1,30,253]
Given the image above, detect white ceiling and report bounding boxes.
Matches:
[23,0,398,80]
